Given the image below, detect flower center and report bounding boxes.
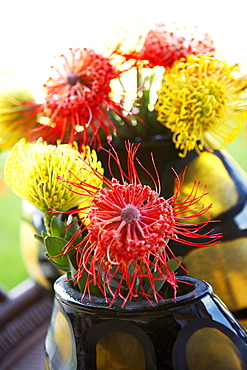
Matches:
[67,73,78,86]
[121,204,140,223]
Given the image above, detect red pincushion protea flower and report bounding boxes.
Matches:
[116,24,215,69]
[60,143,221,307]
[29,48,134,149]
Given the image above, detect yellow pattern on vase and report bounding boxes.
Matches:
[96,331,146,370]
[183,238,247,314]
[53,311,73,365]
[186,327,244,370]
[177,151,238,222]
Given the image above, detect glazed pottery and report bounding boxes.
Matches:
[45,275,247,370]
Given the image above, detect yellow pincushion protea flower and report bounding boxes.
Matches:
[4,138,103,214]
[155,54,247,157]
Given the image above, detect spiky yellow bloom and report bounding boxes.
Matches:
[155,54,247,157]
[4,138,103,213]
[0,88,41,150]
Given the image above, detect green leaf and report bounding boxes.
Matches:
[34,234,44,244]
[142,258,183,296]
[152,274,167,295]
[89,282,102,296]
[44,253,71,272]
[77,271,102,296]
[102,263,139,298]
[142,268,168,296]
[77,271,87,292]
[66,257,77,284]
[41,230,48,238]
[51,216,66,238]
[167,257,183,272]
[44,236,70,268]
[65,216,83,244]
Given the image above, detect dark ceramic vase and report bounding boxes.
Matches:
[45,275,247,370]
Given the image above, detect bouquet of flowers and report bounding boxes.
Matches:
[4,138,221,307]
[1,24,246,154]
[2,23,247,307]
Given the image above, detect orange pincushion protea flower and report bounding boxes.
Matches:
[115,24,214,69]
[29,48,135,149]
[59,143,221,307]
[140,24,215,68]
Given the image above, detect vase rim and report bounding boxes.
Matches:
[54,275,212,312]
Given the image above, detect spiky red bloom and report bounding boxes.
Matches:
[61,143,221,306]
[116,24,215,69]
[30,48,133,149]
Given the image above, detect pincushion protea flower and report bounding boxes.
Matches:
[57,142,221,307]
[155,54,247,157]
[29,48,136,149]
[140,24,215,68]
[0,88,41,150]
[4,138,103,231]
[114,24,215,69]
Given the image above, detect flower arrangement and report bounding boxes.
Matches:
[107,24,247,152]
[0,47,139,151]
[2,23,247,307]
[4,139,221,307]
[1,23,246,154]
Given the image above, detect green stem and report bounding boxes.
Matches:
[43,211,54,235]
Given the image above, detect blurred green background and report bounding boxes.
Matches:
[0,131,247,291]
[0,151,27,291]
